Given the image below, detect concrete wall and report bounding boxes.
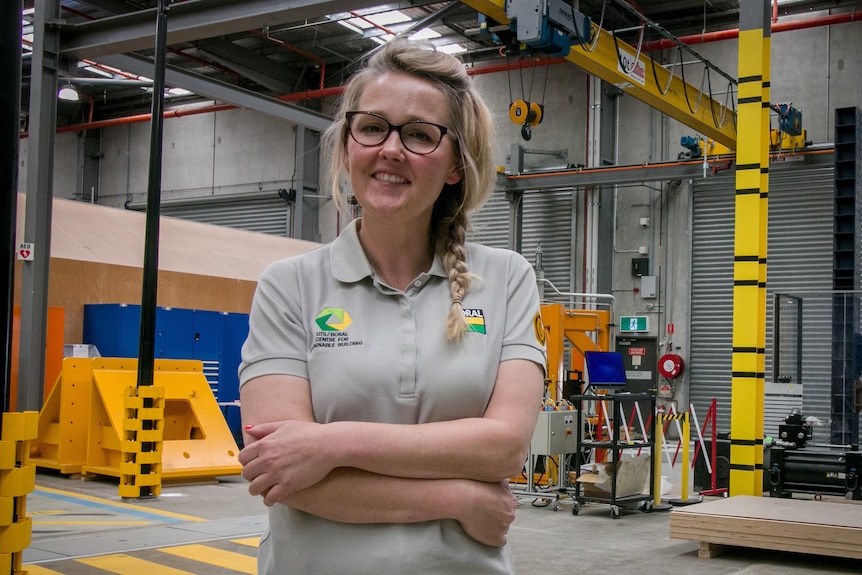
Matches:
[96,106,300,208]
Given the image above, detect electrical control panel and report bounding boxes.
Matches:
[531,410,579,455]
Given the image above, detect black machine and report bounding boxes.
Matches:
[767,445,861,500]
[777,410,814,448]
[766,409,861,500]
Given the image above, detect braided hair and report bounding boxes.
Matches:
[322,39,496,341]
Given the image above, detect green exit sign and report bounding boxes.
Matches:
[620,316,649,332]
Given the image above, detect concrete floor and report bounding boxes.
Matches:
[21,470,862,574]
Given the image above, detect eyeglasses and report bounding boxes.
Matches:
[346,111,449,155]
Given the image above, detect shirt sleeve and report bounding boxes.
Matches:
[238,258,310,387]
[500,250,548,375]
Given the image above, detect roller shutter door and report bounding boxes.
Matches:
[690,163,834,436]
[128,192,292,236]
[471,188,576,295]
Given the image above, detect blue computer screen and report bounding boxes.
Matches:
[584,351,628,387]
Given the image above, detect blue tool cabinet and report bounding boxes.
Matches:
[83,303,249,444]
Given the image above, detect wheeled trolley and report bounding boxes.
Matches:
[568,391,656,518]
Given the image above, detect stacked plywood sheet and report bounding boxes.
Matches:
[669,495,862,559]
[13,194,320,343]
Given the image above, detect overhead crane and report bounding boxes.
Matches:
[461,0,738,150]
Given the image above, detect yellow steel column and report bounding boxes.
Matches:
[729,0,771,496]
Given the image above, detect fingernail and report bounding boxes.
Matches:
[244,425,254,430]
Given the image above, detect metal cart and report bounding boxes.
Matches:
[568,391,656,518]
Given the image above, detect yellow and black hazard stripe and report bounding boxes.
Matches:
[729,2,771,497]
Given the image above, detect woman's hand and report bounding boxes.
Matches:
[455,480,518,547]
[239,420,335,506]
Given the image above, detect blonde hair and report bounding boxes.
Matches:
[322,39,496,341]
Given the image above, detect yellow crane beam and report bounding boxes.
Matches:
[461,0,738,149]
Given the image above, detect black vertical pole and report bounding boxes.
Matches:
[1,0,23,418]
[137,0,170,389]
[134,0,169,497]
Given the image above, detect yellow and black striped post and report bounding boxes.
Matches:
[730,0,771,497]
[119,385,165,500]
[664,412,699,505]
[0,411,38,574]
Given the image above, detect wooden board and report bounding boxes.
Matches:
[669,495,862,559]
[13,195,320,344]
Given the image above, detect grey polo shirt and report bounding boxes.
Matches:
[240,218,547,575]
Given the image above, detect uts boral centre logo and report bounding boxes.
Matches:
[312,307,363,349]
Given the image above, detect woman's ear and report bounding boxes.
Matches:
[446,164,463,186]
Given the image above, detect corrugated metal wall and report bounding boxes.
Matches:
[143,193,292,236]
[690,162,835,436]
[471,188,576,294]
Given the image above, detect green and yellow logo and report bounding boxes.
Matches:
[462,308,486,334]
[315,307,353,332]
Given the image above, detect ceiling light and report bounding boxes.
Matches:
[167,87,193,97]
[367,10,410,26]
[438,44,466,55]
[410,29,441,41]
[58,84,79,101]
[336,20,364,34]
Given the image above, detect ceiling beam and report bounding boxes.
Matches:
[97,52,332,131]
[60,0,386,59]
[196,42,295,95]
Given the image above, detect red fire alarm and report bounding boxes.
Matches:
[658,354,685,379]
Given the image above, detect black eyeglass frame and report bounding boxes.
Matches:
[345,111,450,155]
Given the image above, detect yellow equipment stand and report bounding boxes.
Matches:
[118,384,165,499]
[30,358,241,482]
[0,410,38,575]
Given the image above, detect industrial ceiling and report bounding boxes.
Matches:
[19,0,861,129]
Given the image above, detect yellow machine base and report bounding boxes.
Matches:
[31,358,241,481]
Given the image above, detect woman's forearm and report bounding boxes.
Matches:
[277,468,517,547]
[280,468,463,523]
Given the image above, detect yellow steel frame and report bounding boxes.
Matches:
[31,358,242,482]
[513,304,610,487]
[541,303,612,402]
[461,0,737,149]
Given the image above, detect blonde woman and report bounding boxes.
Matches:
[239,39,546,575]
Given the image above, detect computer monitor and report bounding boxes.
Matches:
[584,351,628,388]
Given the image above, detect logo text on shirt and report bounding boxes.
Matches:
[462,308,486,334]
[313,307,363,349]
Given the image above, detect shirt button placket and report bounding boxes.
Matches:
[399,293,418,398]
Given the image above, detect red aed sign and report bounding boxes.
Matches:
[628,347,646,356]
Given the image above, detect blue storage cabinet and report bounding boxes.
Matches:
[82,303,141,357]
[220,312,249,446]
[83,303,249,444]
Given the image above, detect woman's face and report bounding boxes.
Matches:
[345,72,462,227]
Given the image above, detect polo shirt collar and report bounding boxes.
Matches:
[330,218,447,284]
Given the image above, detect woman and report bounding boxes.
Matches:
[238,39,546,574]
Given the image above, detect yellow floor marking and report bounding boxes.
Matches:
[32,520,153,526]
[35,486,205,522]
[230,537,260,548]
[77,554,198,575]
[158,544,256,574]
[21,565,66,575]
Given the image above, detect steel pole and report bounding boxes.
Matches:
[136,0,170,389]
[1,0,24,416]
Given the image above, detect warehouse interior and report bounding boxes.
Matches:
[4,0,862,573]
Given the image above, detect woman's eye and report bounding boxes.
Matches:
[405,127,433,142]
[362,123,387,134]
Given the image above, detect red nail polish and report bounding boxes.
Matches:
[244,424,254,430]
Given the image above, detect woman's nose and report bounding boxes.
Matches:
[379,128,405,157]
